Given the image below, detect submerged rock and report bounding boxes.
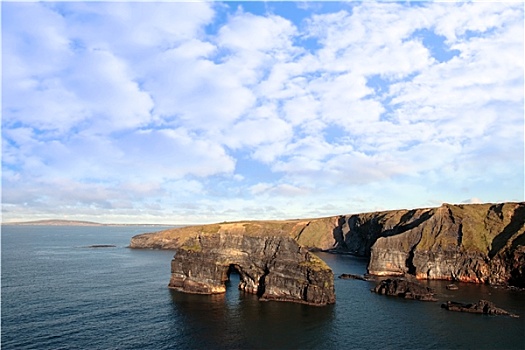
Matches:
[338,273,373,281]
[86,244,116,248]
[446,283,459,290]
[372,277,437,301]
[168,226,335,306]
[441,300,519,317]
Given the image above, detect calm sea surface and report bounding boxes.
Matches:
[2,225,524,349]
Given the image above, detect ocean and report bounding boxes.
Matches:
[2,225,524,349]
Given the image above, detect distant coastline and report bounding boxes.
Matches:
[2,219,178,227]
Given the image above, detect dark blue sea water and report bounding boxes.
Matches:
[2,225,524,349]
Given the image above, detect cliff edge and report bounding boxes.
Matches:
[130,202,524,288]
[365,203,524,286]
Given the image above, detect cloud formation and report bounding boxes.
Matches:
[2,1,523,224]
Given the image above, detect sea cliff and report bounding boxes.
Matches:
[130,202,525,288]
[348,203,524,287]
[168,224,335,306]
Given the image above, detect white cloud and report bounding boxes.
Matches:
[217,11,297,52]
[2,2,523,224]
[224,115,292,150]
[282,93,320,126]
[432,2,520,43]
[462,197,483,204]
[145,48,256,130]
[250,182,311,197]
[59,2,215,53]
[65,49,154,130]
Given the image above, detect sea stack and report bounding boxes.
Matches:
[167,223,336,306]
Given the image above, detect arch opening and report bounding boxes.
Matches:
[225,264,247,291]
[226,264,242,285]
[224,264,262,296]
[224,264,243,289]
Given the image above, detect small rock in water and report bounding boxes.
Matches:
[446,283,459,290]
[339,273,368,281]
[87,244,117,248]
[372,277,437,301]
[441,299,519,318]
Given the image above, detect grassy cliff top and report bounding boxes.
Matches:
[131,202,524,255]
[132,220,312,249]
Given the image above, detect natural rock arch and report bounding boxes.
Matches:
[168,232,335,306]
[223,264,266,297]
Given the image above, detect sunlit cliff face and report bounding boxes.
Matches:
[169,232,335,306]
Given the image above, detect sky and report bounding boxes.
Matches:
[2,1,524,224]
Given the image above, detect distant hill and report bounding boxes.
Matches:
[3,219,177,227]
[4,219,105,226]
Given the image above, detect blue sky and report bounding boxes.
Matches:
[2,1,524,224]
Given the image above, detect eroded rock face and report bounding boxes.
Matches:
[168,230,335,306]
[129,202,524,288]
[366,203,525,287]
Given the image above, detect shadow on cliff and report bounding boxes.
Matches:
[391,210,434,236]
[332,209,434,257]
[489,204,525,259]
[332,216,349,251]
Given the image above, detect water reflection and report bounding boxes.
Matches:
[167,252,525,350]
[169,272,335,349]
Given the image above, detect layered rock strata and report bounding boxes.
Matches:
[130,202,524,288]
[167,224,335,306]
[296,202,524,287]
[366,203,525,286]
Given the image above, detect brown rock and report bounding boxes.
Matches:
[446,283,459,290]
[169,230,335,306]
[372,277,437,301]
[338,273,374,281]
[130,202,525,288]
[441,299,519,317]
[366,203,525,288]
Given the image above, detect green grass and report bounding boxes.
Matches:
[299,253,331,272]
[180,240,202,252]
[294,218,334,248]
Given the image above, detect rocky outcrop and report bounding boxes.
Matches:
[296,202,524,287]
[167,223,335,306]
[366,203,525,287]
[372,277,437,301]
[441,300,519,317]
[129,202,524,288]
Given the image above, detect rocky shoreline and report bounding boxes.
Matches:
[130,202,524,289]
[338,275,519,317]
[129,202,524,307]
